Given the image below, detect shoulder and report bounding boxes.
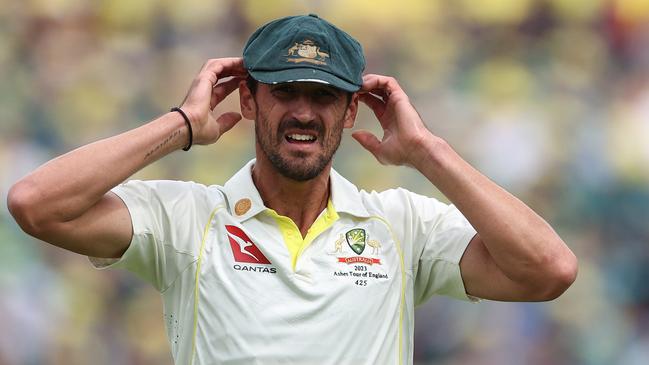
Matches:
[357,187,446,215]
[115,179,227,212]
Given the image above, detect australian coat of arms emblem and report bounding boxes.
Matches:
[334,229,382,265]
[286,39,329,65]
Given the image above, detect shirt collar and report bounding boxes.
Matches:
[329,167,371,218]
[222,159,371,221]
[222,159,267,222]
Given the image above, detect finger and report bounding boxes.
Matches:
[210,77,242,109]
[358,93,386,122]
[202,58,248,80]
[368,89,389,101]
[351,130,382,161]
[215,112,243,136]
[360,86,388,100]
[361,74,407,102]
[361,74,397,93]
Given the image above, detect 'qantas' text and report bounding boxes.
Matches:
[233,264,277,274]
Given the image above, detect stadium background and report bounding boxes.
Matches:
[1,0,649,364]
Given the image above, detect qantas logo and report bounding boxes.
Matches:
[225,225,271,264]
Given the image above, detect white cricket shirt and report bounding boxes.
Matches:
[91,159,477,365]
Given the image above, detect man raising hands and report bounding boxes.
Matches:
[9,14,577,365]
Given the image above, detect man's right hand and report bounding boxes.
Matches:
[180,58,248,145]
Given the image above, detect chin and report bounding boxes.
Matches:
[273,155,330,181]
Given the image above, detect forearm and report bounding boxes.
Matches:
[411,135,574,284]
[9,112,188,226]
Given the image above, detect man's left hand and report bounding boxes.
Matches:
[353,74,434,167]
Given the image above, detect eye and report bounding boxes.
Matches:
[272,85,296,98]
[312,88,339,103]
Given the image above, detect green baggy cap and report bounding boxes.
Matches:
[243,14,366,92]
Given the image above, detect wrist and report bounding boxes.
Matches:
[170,107,193,151]
[141,112,193,162]
[408,135,452,171]
[179,105,202,129]
[162,111,192,151]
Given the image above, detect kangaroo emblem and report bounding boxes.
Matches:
[333,234,345,253]
[367,239,382,255]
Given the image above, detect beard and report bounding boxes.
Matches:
[255,114,344,182]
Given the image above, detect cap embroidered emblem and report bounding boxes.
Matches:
[235,198,251,216]
[286,40,329,65]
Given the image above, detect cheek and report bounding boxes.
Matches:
[267,102,281,118]
[256,103,281,126]
[259,102,283,124]
[332,102,352,123]
[317,102,345,123]
[323,115,345,142]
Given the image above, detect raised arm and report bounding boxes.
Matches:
[353,74,577,302]
[7,58,247,258]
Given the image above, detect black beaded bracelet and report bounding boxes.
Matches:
[170,107,193,151]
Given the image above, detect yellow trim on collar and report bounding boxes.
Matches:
[267,199,339,270]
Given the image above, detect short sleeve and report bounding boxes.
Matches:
[89,180,213,292]
[373,189,477,304]
[412,201,478,304]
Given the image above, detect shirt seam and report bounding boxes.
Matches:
[421,230,476,264]
[190,204,226,365]
[363,215,406,365]
[159,249,199,294]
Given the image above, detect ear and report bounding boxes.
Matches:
[343,93,359,129]
[239,80,256,120]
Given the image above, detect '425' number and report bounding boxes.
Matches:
[355,279,367,286]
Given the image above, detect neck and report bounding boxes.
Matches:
[252,155,331,237]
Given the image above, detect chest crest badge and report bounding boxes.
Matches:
[346,228,367,255]
[333,229,382,266]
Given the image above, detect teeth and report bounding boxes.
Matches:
[288,134,315,141]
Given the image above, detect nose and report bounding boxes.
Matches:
[290,95,316,123]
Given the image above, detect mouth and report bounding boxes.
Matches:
[285,132,318,145]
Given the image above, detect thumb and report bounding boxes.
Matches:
[352,130,382,160]
[216,112,243,136]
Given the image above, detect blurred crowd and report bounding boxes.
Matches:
[1,0,648,364]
